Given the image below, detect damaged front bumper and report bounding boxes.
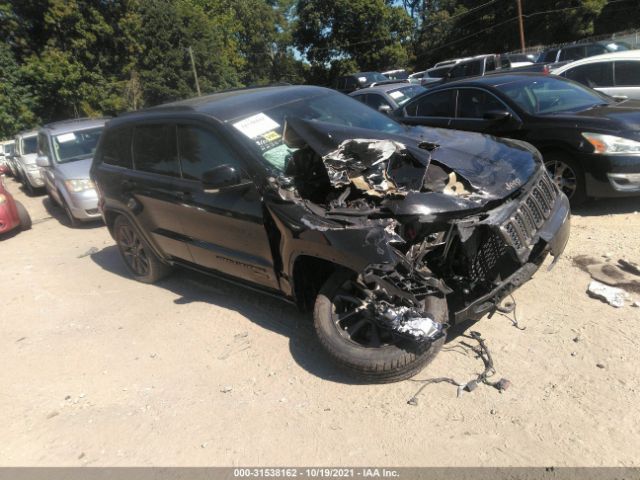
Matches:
[452,179,571,323]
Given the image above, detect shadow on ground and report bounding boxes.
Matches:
[41,196,103,229]
[90,244,476,385]
[573,197,639,217]
[90,245,361,384]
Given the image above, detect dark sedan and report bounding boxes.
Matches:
[349,83,426,113]
[394,73,640,205]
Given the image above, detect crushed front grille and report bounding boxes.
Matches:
[470,230,509,284]
[500,171,559,262]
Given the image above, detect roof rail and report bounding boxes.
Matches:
[43,116,111,129]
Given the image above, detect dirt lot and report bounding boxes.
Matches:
[1,174,639,467]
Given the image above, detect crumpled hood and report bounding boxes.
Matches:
[282,119,540,216]
[401,125,540,198]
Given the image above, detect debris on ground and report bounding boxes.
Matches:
[596,363,606,369]
[587,280,629,308]
[575,256,640,306]
[407,331,509,406]
[220,386,233,393]
[77,247,99,258]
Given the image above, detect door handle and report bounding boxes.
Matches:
[177,191,192,200]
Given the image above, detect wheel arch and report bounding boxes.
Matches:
[291,254,350,311]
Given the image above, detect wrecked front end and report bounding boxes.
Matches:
[265,119,571,343]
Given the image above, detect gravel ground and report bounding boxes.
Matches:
[1,174,639,467]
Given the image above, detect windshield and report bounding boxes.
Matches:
[495,76,611,115]
[388,85,426,106]
[22,136,38,155]
[4,144,14,155]
[53,127,103,163]
[359,72,388,83]
[231,91,405,172]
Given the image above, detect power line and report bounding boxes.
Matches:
[426,0,631,55]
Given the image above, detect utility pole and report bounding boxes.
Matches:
[188,46,201,97]
[516,0,526,53]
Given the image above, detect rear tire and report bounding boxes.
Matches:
[314,269,447,383]
[16,201,31,230]
[114,215,171,283]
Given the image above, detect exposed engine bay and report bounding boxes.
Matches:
[264,118,569,343]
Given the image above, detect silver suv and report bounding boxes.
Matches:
[14,130,42,195]
[35,118,107,226]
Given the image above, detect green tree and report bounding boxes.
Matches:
[131,0,242,106]
[293,0,412,83]
[0,43,37,139]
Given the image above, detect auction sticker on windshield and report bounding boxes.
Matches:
[233,113,280,139]
[56,132,77,143]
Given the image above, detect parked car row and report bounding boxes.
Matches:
[1,118,107,227]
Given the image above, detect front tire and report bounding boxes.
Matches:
[16,201,31,230]
[314,270,447,383]
[544,152,586,206]
[114,215,171,283]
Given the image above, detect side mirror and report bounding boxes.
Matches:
[378,104,392,115]
[483,110,512,121]
[202,164,242,191]
[36,155,51,167]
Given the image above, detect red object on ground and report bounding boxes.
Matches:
[0,178,23,235]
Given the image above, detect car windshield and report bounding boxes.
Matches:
[358,72,388,83]
[388,85,426,106]
[495,76,611,115]
[53,127,104,163]
[231,91,405,172]
[4,144,14,155]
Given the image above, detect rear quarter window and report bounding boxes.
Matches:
[614,61,640,86]
[99,127,133,169]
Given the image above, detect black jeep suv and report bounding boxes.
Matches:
[91,85,570,382]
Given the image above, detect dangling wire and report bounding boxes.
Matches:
[495,295,526,330]
[407,331,510,406]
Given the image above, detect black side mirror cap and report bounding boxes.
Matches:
[483,110,512,121]
[202,164,242,191]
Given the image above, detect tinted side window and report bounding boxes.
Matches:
[564,62,614,87]
[177,125,244,181]
[100,127,133,169]
[585,44,607,56]
[542,50,559,62]
[560,46,586,61]
[457,89,506,118]
[364,94,391,109]
[615,61,640,86]
[132,124,179,177]
[345,77,358,90]
[485,57,496,72]
[406,90,455,117]
[448,64,467,79]
[352,94,367,104]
